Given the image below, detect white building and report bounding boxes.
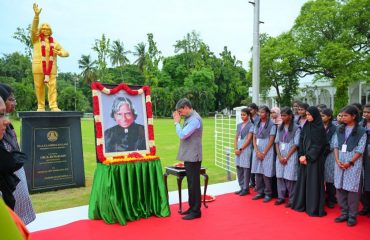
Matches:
[258,78,370,108]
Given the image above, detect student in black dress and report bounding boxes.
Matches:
[291,106,327,217]
[359,104,370,217]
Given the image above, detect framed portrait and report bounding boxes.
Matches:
[91,82,157,164]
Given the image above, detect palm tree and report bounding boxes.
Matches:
[133,42,146,73]
[78,54,97,85]
[109,40,130,67]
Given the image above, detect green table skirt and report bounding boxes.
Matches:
[88,160,170,225]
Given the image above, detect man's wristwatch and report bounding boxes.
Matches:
[349,161,354,166]
[239,148,243,151]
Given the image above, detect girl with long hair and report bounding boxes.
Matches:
[274,107,300,207]
[321,108,337,208]
[234,108,254,196]
[251,106,277,202]
[334,105,367,227]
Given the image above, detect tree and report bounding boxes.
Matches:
[183,68,217,115]
[213,47,248,110]
[109,40,130,67]
[144,33,162,86]
[92,34,110,81]
[108,64,145,85]
[0,52,32,82]
[174,31,205,70]
[78,54,97,85]
[291,0,369,111]
[58,86,89,111]
[259,33,302,106]
[151,87,174,117]
[133,42,146,73]
[109,40,130,80]
[13,25,33,59]
[11,82,36,111]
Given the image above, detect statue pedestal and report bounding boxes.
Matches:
[18,111,85,193]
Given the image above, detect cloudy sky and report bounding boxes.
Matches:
[0,0,308,73]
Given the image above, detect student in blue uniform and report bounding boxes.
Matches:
[296,102,309,129]
[234,108,254,196]
[292,100,301,122]
[251,106,277,202]
[321,108,337,208]
[334,105,367,227]
[274,107,300,207]
[248,103,260,189]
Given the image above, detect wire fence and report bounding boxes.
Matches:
[214,114,237,176]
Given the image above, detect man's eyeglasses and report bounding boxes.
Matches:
[6,98,16,102]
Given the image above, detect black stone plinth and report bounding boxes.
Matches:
[18,111,85,193]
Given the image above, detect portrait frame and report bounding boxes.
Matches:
[91,82,158,164]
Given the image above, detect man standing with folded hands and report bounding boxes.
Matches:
[173,98,203,220]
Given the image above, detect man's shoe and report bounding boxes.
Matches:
[327,202,335,209]
[263,196,272,203]
[274,199,285,205]
[252,194,264,200]
[37,108,45,112]
[182,213,201,220]
[180,209,191,215]
[285,202,292,208]
[359,209,369,216]
[347,217,357,227]
[239,189,250,196]
[334,215,348,223]
[234,189,242,195]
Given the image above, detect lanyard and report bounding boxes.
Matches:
[344,127,353,144]
[239,123,247,137]
[282,128,289,142]
[258,122,265,137]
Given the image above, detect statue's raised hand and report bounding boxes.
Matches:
[33,3,42,16]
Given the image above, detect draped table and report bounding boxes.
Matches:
[88,160,170,225]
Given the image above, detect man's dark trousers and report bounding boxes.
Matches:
[185,161,202,214]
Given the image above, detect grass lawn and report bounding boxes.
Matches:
[12,117,236,213]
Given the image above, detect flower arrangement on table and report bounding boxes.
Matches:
[91,82,159,164]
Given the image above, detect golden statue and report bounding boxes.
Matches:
[31,3,69,112]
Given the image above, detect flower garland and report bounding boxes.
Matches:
[91,82,158,164]
[40,33,54,84]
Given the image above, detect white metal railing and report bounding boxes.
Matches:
[214,114,237,175]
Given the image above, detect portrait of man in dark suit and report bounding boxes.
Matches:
[104,96,146,153]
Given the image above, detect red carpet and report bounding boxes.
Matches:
[31,191,370,240]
